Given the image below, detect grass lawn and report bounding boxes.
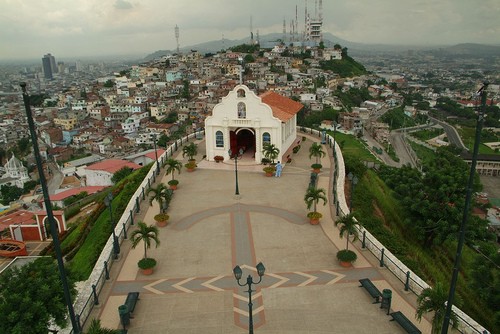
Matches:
[458,127,500,155]
[328,131,377,162]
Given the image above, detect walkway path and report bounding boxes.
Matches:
[92,136,432,333]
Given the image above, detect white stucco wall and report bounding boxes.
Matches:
[205,85,289,163]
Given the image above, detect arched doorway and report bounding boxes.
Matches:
[229,128,255,159]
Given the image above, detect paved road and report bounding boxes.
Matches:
[429,116,467,150]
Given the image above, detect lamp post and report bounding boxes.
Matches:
[333,121,337,158]
[104,193,120,259]
[347,172,358,211]
[20,83,81,334]
[441,83,489,334]
[228,148,242,196]
[152,133,160,175]
[233,262,265,334]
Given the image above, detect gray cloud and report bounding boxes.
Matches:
[114,0,133,10]
[0,0,498,60]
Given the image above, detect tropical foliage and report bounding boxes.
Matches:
[262,143,280,163]
[308,142,325,164]
[147,183,173,213]
[131,221,160,260]
[182,142,198,161]
[304,187,327,213]
[416,282,459,334]
[163,158,182,181]
[334,213,360,251]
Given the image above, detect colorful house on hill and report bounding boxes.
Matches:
[205,85,303,163]
[84,159,141,186]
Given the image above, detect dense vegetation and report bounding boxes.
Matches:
[319,53,368,77]
[0,257,75,334]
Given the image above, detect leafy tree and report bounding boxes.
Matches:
[103,80,114,88]
[416,282,459,334]
[0,257,76,334]
[156,134,170,148]
[23,180,37,193]
[111,166,133,184]
[0,184,23,205]
[262,143,280,163]
[163,158,182,182]
[182,142,198,161]
[147,183,173,213]
[308,142,326,164]
[181,80,190,99]
[334,213,360,251]
[244,54,255,63]
[130,222,160,259]
[304,187,327,213]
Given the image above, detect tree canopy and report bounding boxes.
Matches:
[0,257,75,334]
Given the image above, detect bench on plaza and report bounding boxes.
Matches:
[390,311,422,334]
[125,291,140,317]
[359,278,382,303]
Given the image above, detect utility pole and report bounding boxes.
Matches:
[441,83,488,334]
[21,83,80,333]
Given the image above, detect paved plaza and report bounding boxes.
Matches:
[92,136,432,333]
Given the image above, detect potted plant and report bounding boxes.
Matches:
[304,187,327,225]
[214,155,224,163]
[309,142,325,173]
[184,161,197,171]
[334,213,360,267]
[131,221,160,275]
[263,166,275,177]
[154,213,169,227]
[163,158,182,190]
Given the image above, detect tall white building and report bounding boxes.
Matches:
[0,154,30,188]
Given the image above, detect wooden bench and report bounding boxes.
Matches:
[390,311,422,334]
[359,278,382,303]
[125,291,140,316]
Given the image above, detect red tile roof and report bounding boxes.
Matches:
[260,91,303,122]
[49,186,107,201]
[85,159,141,173]
[145,149,165,160]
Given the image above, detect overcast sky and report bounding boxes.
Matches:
[0,0,498,61]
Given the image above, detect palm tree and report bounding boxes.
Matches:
[163,158,182,181]
[309,142,325,164]
[334,213,360,251]
[416,282,459,334]
[304,187,327,213]
[130,222,160,259]
[85,319,120,334]
[147,183,172,213]
[262,143,280,163]
[182,142,198,161]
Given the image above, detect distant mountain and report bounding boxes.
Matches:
[143,32,499,61]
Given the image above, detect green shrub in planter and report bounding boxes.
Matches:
[311,163,322,170]
[154,213,169,222]
[336,249,357,263]
[307,212,323,219]
[138,257,157,270]
[168,179,179,186]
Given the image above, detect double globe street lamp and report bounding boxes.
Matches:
[233,262,266,334]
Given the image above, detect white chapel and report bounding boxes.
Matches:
[0,154,31,188]
[205,85,303,163]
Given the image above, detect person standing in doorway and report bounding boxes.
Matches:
[275,161,283,177]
